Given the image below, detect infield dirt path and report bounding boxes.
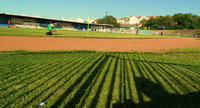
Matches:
[0,36,200,52]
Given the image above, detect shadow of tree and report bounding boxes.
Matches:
[113,77,200,108]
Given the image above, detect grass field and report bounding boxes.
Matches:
[0,27,178,39]
[0,49,200,108]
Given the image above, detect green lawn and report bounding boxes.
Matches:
[0,27,178,39]
[0,49,200,108]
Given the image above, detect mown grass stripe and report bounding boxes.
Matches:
[0,54,55,75]
[127,54,144,104]
[136,53,183,94]
[171,65,200,82]
[169,65,200,89]
[124,54,133,100]
[0,54,67,85]
[64,55,112,108]
[129,53,181,94]
[155,63,190,93]
[161,64,200,92]
[161,64,198,92]
[0,54,77,93]
[142,61,179,94]
[132,54,159,102]
[81,55,114,108]
[0,51,199,108]
[78,54,116,108]
[135,53,152,79]
[130,53,156,83]
[110,54,122,107]
[126,54,141,104]
[0,53,81,96]
[1,53,86,107]
[37,54,101,107]
[0,53,66,77]
[0,54,64,83]
[93,55,117,108]
[50,55,104,107]
[0,56,67,99]
[122,54,127,103]
[106,55,119,108]
[149,62,186,94]
[20,54,96,107]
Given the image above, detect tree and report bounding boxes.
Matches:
[160,15,175,29]
[143,13,200,30]
[98,15,120,28]
[173,13,200,29]
[187,14,200,29]
[145,18,160,30]
[140,18,147,29]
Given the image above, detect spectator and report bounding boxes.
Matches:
[177,33,180,37]
[156,31,159,36]
[136,28,139,35]
[8,19,11,28]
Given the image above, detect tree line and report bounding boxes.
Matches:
[97,15,120,28]
[140,13,200,30]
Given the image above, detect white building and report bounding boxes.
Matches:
[118,16,158,25]
[89,19,99,24]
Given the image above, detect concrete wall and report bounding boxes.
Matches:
[152,29,200,36]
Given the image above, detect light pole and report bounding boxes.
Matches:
[87,17,90,36]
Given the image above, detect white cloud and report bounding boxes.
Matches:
[60,18,67,21]
[68,19,75,22]
[22,13,26,16]
[32,15,40,18]
[76,18,84,23]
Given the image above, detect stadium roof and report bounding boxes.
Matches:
[0,13,113,27]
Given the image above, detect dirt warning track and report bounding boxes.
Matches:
[0,36,200,52]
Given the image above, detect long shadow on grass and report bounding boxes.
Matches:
[155,63,193,92]
[50,55,109,108]
[113,77,200,108]
[108,55,200,69]
[82,55,114,108]
[106,55,119,108]
[109,55,200,77]
[22,55,96,107]
[64,55,111,108]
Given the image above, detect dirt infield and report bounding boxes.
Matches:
[0,36,200,52]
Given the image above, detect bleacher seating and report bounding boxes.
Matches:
[0,24,14,27]
[40,24,48,28]
[0,17,9,24]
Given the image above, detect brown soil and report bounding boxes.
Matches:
[0,36,200,52]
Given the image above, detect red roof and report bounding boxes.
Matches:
[148,16,159,19]
[94,19,99,22]
[121,17,126,20]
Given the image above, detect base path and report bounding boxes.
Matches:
[0,36,200,52]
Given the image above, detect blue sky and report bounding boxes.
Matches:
[0,0,200,21]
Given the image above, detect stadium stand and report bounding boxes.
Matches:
[0,13,112,31]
